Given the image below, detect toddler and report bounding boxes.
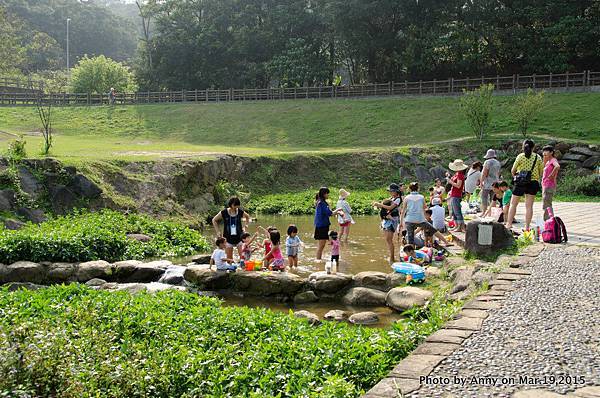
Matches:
[210,237,237,272]
[258,226,277,266]
[285,224,302,268]
[264,230,285,272]
[240,232,258,268]
[329,230,340,263]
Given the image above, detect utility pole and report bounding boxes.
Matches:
[66,18,71,75]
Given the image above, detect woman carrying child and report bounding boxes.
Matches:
[373,183,403,263]
[336,189,354,243]
[212,197,252,260]
[314,187,345,261]
[446,159,468,233]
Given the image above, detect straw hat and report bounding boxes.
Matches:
[448,159,469,171]
[339,188,351,199]
[484,149,497,159]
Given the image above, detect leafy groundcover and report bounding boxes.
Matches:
[0,285,460,397]
[0,210,210,263]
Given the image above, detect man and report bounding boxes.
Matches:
[480,149,501,215]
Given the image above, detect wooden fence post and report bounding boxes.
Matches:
[450,78,453,93]
[389,81,392,95]
[565,71,569,88]
[516,74,520,91]
[433,79,436,94]
[532,74,536,89]
[466,77,469,91]
[549,73,553,88]
[419,80,422,94]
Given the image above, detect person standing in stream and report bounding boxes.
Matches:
[372,183,404,263]
[212,197,252,261]
[314,187,345,261]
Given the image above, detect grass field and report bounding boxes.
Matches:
[0,92,598,160]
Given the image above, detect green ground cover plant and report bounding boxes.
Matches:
[0,210,210,263]
[0,285,461,398]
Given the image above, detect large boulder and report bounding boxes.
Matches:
[0,189,16,211]
[569,147,599,157]
[158,265,187,285]
[294,310,321,326]
[123,261,169,283]
[349,311,379,325]
[386,286,433,311]
[183,265,231,290]
[17,166,43,199]
[450,267,474,294]
[583,156,600,169]
[353,271,389,291]
[341,287,387,306]
[191,254,212,264]
[308,272,353,294]
[47,262,77,283]
[49,185,78,214]
[69,174,102,198]
[472,270,494,287]
[230,272,305,296]
[324,310,348,322]
[464,221,515,257]
[293,290,319,304]
[429,165,448,180]
[126,234,152,243]
[562,153,588,162]
[0,261,47,284]
[113,260,144,279]
[4,219,25,230]
[415,166,432,182]
[76,260,113,282]
[16,207,47,224]
[387,273,406,289]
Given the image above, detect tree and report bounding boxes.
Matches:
[459,84,495,140]
[267,38,330,87]
[0,7,24,74]
[70,55,137,94]
[512,89,545,137]
[29,72,66,156]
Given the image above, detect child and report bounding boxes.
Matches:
[499,181,512,223]
[258,226,277,267]
[402,244,431,264]
[432,178,445,204]
[210,237,238,272]
[329,230,340,263]
[240,232,258,268]
[285,224,303,268]
[336,189,354,243]
[422,210,436,247]
[264,230,285,271]
[430,198,447,233]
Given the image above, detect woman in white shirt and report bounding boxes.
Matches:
[464,161,482,203]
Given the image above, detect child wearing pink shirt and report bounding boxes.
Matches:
[329,231,340,263]
[542,145,561,221]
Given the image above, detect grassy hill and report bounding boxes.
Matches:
[0,91,598,160]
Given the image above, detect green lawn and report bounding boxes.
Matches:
[0,92,598,160]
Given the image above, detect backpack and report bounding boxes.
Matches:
[542,208,568,244]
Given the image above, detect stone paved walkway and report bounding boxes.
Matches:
[405,246,600,398]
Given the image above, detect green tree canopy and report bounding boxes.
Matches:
[70,55,137,94]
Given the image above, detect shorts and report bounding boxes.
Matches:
[331,254,340,262]
[314,226,329,240]
[271,258,285,271]
[513,181,540,197]
[338,221,351,227]
[381,217,399,232]
[226,241,243,249]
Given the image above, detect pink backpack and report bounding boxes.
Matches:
[542,208,568,244]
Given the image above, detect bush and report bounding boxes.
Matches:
[557,170,600,197]
[512,88,545,137]
[70,55,137,94]
[0,285,460,397]
[4,136,27,162]
[0,210,210,263]
[459,84,495,140]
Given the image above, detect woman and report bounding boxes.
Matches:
[314,187,344,261]
[212,197,252,260]
[505,140,543,231]
[464,161,483,203]
[541,145,560,221]
[373,183,403,263]
[446,159,468,233]
[336,189,354,243]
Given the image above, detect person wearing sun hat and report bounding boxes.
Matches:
[336,189,354,243]
[446,159,469,233]
[480,149,501,215]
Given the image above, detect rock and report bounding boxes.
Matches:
[0,261,47,284]
[353,271,389,291]
[393,154,409,166]
[43,172,64,187]
[64,166,77,175]
[349,311,379,325]
[184,265,232,290]
[48,185,78,214]
[85,278,107,287]
[415,165,432,182]
[17,166,43,199]
[464,221,515,257]
[561,153,588,162]
[22,158,62,172]
[158,265,187,285]
[3,219,25,230]
[47,262,77,283]
[308,272,353,294]
[554,142,571,154]
[386,286,433,311]
[4,282,45,291]
[559,160,582,169]
[126,233,152,243]
[387,273,406,289]
[324,310,348,321]
[231,272,305,296]
[113,260,144,279]
[145,282,187,293]
[191,254,212,264]
[583,156,600,169]
[293,290,319,304]
[569,146,599,157]
[123,261,169,283]
[16,207,47,223]
[341,287,387,306]
[425,267,442,278]
[450,267,474,294]
[449,285,476,301]
[472,270,494,287]
[294,310,320,325]
[69,174,102,198]
[76,260,113,282]
[0,189,16,211]
[429,166,447,180]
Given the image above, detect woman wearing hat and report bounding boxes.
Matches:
[336,189,354,243]
[372,183,403,263]
[446,159,468,233]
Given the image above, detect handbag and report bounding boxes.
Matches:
[514,155,537,187]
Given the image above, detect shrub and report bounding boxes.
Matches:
[0,210,210,263]
[459,84,495,140]
[512,88,545,137]
[70,55,137,94]
[0,285,460,397]
[557,170,600,197]
[4,136,27,162]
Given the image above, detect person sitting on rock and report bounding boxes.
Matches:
[210,237,238,272]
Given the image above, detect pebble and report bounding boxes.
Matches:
[409,247,600,397]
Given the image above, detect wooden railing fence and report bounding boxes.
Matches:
[1,71,599,106]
